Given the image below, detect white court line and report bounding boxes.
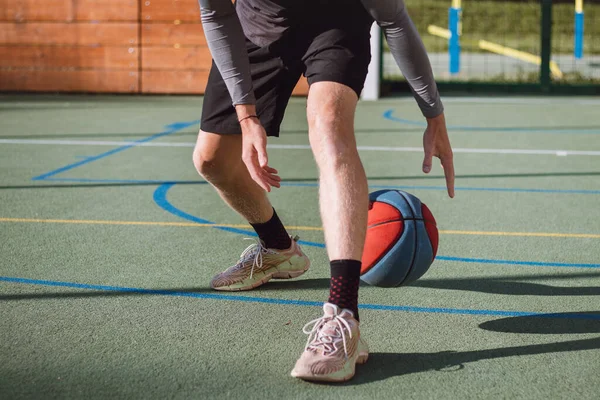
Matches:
[1,138,600,156]
[271,144,600,156]
[0,139,193,147]
[438,97,600,106]
[3,97,600,106]
[372,97,600,106]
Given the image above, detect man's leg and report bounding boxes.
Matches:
[290,0,374,378]
[290,81,369,382]
[196,27,311,291]
[193,130,310,291]
[193,130,273,225]
[307,82,368,262]
[308,82,367,319]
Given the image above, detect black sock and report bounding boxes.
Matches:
[328,259,361,321]
[250,209,292,250]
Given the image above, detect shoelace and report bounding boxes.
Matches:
[237,238,276,279]
[302,313,353,358]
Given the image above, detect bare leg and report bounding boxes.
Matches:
[193,131,273,224]
[307,82,368,261]
[289,81,368,382]
[195,130,310,291]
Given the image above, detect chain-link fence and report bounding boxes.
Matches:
[552,0,600,84]
[382,0,600,92]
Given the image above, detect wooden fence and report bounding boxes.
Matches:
[0,0,309,94]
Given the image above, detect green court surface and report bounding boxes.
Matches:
[1,94,600,399]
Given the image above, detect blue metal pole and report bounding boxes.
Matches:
[449,6,461,74]
[574,11,584,59]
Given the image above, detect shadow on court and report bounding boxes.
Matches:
[342,313,600,385]
[260,273,600,297]
[412,278,600,296]
[344,335,600,385]
[479,313,600,334]
[0,278,332,301]
[411,272,600,297]
[0,287,215,301]
[254,278,331,291]
[4,272,598,301]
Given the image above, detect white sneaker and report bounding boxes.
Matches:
[210,235,310,291]
[291,303,369,382]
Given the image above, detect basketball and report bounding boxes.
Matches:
[360,189,439,287]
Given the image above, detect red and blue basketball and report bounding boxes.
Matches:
[360,189,439,287]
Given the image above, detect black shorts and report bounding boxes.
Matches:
[200,2,374,137]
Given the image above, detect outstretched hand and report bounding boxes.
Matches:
[422,113,455,198]
[239,117,281,192]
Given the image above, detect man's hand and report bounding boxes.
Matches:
[422,113,455,198]
[237,110,281,192]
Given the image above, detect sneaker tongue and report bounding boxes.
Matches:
[323,303,354,320]
[321,310,354,336]
[318,303,340,337]
[322,302,339,317]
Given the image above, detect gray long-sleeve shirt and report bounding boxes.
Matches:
[199,0,443,118]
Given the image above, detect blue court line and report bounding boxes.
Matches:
[436,256,600,269]
[41,177,205,185]
[37,177,600,195]
[283,182,600,195]
[24,116,600,270]
[2,276,599,320]
[383,110,600,134]
[153,183,261,237]
[31,120,200,181]
[152,183,326,248]
[151,183,600,269]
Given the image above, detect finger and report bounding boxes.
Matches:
[256,167,273,192]
[263,169,281,181]
[262,166,281,180]
[256,141,269,168]
[252,169,272,192]
[260,175,278,189]
[267,178,281,189]
[261,170,281,188]
[266,174,282,182]
[243,154,271,192]
[264,166,278,174]
[441,156,455,198]
[422,148,434,174]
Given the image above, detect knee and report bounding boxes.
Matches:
[307,83,358,167]
[192,138,235,184]
[193,148,217,179]
[307,92,344,135]
[308,111,357,168]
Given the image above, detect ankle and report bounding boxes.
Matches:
[250,208,292,250]
[328,259,361,321]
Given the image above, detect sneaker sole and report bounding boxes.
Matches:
[272,260,310,279]
[291,341,369,382]
[357,350,369,365]
[211,260,310,291]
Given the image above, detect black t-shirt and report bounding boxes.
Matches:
[235,0,297,47]
[199,0,443,116]
[235,0,371,47]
